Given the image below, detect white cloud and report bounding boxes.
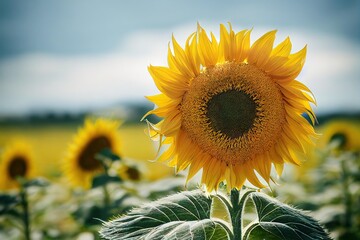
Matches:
[297,30,360,114]
[0,24,359,116]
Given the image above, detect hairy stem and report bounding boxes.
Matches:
[230,189,242,240]
[228,188,255,240]
[20,186,31,240]
[341,159,352,229]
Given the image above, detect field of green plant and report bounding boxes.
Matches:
[0,117,359,240]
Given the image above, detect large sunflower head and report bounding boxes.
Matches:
[0,141,34,190]
[63,118,122,189]
[144,23,317,192]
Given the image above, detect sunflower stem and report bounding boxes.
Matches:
[102,183,110,207]
[101,162,111,208]
[340,158,352,229]
[96,151,112,207]
[228,188,255,240]
[230,188,242,240]
[20,184,31,240]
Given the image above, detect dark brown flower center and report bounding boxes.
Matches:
[8,156,28,179]
[78,136,111,171]
[330,132,347,149]
[180,62,285,164]
[206,89,257,138]
[126,166,140,181]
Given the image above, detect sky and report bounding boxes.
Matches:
[0,0,359,117]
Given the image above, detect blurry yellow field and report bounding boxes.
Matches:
[0,123,173,180]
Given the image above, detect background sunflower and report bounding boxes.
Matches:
[0,141,34,190]
[63,119,122,189]
[117,163,141,181]
[319,119,360,152]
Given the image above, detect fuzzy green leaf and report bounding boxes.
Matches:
[100,190,230,240]
[245,192,331,240]
[142,219,229,240]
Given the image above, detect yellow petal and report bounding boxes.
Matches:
[197,24,219,66]
[160,110,181,136]
[245,165,266,188]
[248,30,277,68]
[185,32,200,76]
[274,163,284,176]
[235,29,251,62]
[218,23,231,62]
[145,94,172,107]
[252,155,271,183]
[158,143,176,163]
[186,150,208,184]
[271,37,292,57]
[271,46,307,80]
[148,65,188,98]
[171,34,197,78]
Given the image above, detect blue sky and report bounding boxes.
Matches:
[0,0,359,116]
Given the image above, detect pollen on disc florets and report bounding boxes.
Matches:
[181,61,286,166]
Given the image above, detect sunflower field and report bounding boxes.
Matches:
[1,23,360,240]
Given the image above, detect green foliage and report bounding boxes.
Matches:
[97,148,121,162]
[100,190,231,240]
[0,193,20,217]
[23,178,49,188]
[244,192,331,240]
[144,177,187,200]
[278,147,360,239]
[91,174,122,189]
[100,189,331,240]
[73,192,131,227]
[0,178,48,219]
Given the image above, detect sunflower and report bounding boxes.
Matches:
[118,163,141,181]
[63,119,121,189]
[319,119,360,152]
[0,141,34,190]
[144,23,316,192]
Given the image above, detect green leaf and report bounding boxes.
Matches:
[92,174,122,188]
[74,203,114,226]
[245,192,331,240]
[111,193,130,207]
[98,148,121,161]
[100,190,231,240]
[0,193,20,215]
[211,194,231,223]
[142,219,229,240]
[23,177,49,188]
